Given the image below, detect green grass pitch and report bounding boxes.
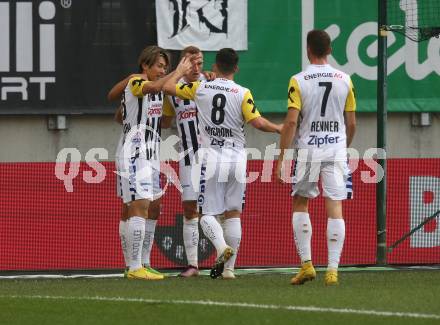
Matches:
[1,270,439,325]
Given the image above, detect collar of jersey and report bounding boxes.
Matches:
[309,64,330,68]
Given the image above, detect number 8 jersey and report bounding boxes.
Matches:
[288,64,356,157]
[175,78,261,162]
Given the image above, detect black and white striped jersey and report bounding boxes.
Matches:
[163,91,200,166]
[163,77,206,166]
[115,76,163,161]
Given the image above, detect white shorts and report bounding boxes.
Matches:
[116,158,123,198]
[197,159,246,216]
[291,160,352,200]
[179,161,201,202]
[116,157,161,204]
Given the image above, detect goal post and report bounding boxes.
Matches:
[377,0,440,265]
[377,0,388,266]
[387,0,440,41]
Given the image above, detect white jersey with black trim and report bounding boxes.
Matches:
[175,78,261,162]
[288,64,356,161]
[163,77,205,166]
[115,77,163,161]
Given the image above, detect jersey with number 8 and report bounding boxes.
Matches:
[175,78,261,162]
[288,64,356,155]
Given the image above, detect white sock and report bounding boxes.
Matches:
[119,220,129,268]
[183,217,199,267]
[127,216,146,271]
[200,215,228,256]
[327,218,345,270]
[142,219,157,267]
[292,212,312,262]
[223,218,241,271]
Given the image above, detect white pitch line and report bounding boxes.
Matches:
[0,274,124,280]
[1,295,440,320]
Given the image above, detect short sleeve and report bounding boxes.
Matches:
[241,90,261,123]
[344,79,356,112]
[129,77,149,98]
[287,77,302,111]
[175,81,201,100]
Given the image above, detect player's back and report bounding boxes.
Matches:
[193,78,249,161]
[290,64,355,159]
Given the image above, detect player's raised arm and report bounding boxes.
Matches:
[141,64,189,95]
[107,74,142,101]
[128,57,192,98]
[163,57,196,97]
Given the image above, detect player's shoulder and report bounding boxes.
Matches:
[226,79,249,96]
[188,79,203,88]
[177,80,201,93]
[127,75,148,94]
[287,72,303,92]
[289,70,306,83]
[328,65,352,84]
[128,74,148,86]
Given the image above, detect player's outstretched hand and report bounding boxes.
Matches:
[176,56,193,76]
[202,71,216,81]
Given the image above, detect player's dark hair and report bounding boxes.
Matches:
[137,46,170,72]
[307,30,331,58]
[215,48,239,74]
[180,45,202,60]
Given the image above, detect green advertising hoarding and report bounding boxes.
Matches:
[204,0,440,113]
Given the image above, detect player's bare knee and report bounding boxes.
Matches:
[325,198,343,218]
[182,201,198,219]
[224,210,240,219]
[293,195,309,212]
[127,199,150,218]
[148,199,161,220]
[121,204,129,221]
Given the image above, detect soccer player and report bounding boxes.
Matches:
[161,46,205,277]
[276,29,356,286]
[164,48,283,279]
[111,46,192,280]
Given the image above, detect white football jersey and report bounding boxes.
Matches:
[175,78,261,162]
[115,76,163,161]
[288,64,356,160]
